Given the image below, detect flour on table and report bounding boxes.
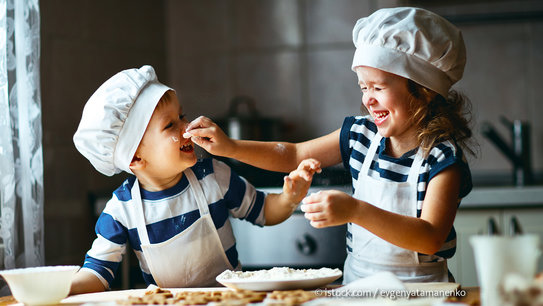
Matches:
[217,267,341,281]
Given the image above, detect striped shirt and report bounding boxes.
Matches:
[340,116,472,262]
[81,158,266,288]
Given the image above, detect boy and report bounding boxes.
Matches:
[70,65,320,294]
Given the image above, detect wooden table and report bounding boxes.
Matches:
[456,287,480,305]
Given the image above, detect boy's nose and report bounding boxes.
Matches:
[180,123,189,138]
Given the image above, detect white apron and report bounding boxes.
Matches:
[132,169,234,288]
[343,134,448,283]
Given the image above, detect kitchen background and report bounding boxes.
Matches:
[40,0,542,285]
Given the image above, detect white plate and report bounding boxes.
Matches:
[216,270,342,291]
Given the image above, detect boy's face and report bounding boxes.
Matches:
[133,92,197,181]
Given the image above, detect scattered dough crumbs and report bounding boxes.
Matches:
[118,286,317,305]
[217,267,341,281]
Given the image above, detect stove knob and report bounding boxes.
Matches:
[296,234,317,255]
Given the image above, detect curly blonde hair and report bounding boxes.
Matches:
[407,80,475,157]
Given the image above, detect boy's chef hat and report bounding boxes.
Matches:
[352,7,466,98]
[73,65,172,176]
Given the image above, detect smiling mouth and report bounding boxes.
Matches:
[180,143,194,153]
[373,111,389,125]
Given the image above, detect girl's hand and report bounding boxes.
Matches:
[183,116,235,157]
[282,159,321,205]
[301,190,358,228]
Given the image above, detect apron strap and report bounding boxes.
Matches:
[360,133,382,176]
[133,168,210,246]
[132,178,151,245]
[407,149,424,185]
[184,168,210,216]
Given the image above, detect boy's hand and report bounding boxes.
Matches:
[183,116,235,157]
[264,158,321,225]
[282,158,321,205]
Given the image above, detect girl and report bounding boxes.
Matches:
[184,7,474,283]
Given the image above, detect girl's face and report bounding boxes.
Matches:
[134,92,197,183]
[356,66,418,152]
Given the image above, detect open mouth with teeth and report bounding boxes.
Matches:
[373,111,390,125]
[180,142,194,153]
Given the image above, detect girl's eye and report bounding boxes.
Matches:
[360,87,367,92]
[179,114,186,120]
[164,122,173,129]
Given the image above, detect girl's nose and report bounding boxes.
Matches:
[363,95,376,107]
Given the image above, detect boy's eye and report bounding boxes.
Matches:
[164,114,187,130]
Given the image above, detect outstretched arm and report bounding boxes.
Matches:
[184,116,342,172]
[264,159,321,225]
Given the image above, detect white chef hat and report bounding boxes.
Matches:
[352,7,466,98]
[73,65,173,176]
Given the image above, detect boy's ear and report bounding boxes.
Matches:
[129,155,145,171]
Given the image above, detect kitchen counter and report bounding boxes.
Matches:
[0,285,480,305]
[461,185,543,208]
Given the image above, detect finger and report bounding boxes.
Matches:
[300,203,322,213]
[185,126,215,140]
[185,116,212,132]
[304,212,327,222]
[297,158,318,171]
[309,220,328,229]
[290,169,314,182]
[298,158,322,173]
[308,159,322,173]
[185,116,204,131]
[190,136,206,148]
[190,135,213,149]
[283,176,294,193]
[302,191,321,204]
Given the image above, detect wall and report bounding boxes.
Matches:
[40,0,543,266]
[166,0,543,180]
[409,0,543,181]
[165,0,378,141]
[40,0,166,265]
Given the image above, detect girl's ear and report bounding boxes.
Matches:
[129,154,145,171]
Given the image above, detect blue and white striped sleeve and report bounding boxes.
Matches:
[427,140,472,198]
[81,197,128,289]
[212,159,266,226]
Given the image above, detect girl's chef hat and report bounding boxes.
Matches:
[352,7,466,98]
[73,65,172,176]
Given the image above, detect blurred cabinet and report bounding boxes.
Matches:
[449,208,543,286]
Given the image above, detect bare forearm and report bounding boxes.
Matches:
[70,270,106,295]
[351,203,448,255]
[264,193,300,225]
[229,140,300,172]
[228,130,342,173]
